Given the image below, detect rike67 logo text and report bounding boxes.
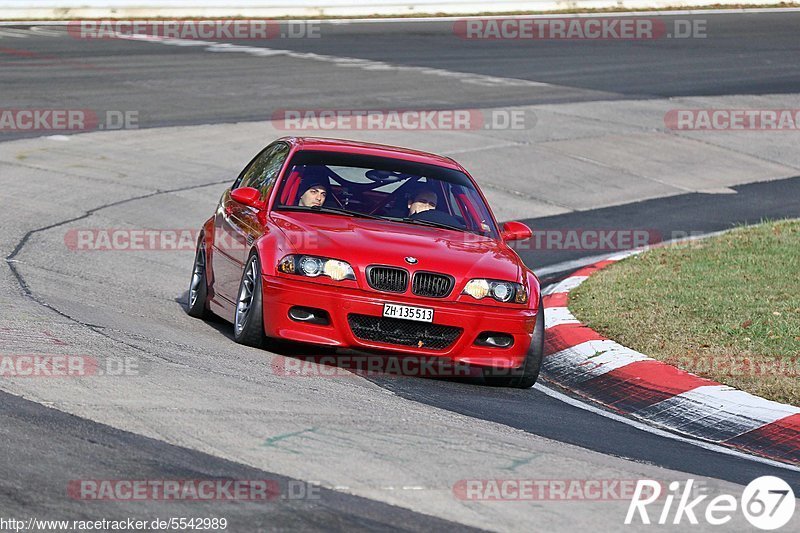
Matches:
[626,477,795,530]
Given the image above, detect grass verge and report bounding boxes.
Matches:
[569,219,800,406]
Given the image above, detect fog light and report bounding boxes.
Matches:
[289,306,330,325]
[474,332,514,348]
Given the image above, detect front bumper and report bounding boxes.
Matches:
[261,275,538,368]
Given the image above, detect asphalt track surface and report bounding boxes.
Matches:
[0,390,483,532]
[2,12,800,531]
[2,12,800,138]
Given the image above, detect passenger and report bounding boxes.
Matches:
[407,188,438,217]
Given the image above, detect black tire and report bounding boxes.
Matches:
[483,296,545,388]
[187,238,211,319]
[233,253,268,347]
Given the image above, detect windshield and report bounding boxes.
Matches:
[273,151,499,239]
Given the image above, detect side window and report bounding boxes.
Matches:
[233,142,290,192]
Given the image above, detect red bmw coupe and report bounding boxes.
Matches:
[187,137,544,387]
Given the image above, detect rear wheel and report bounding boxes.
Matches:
[187,239,211,319]
[234,253,268,347]
[483,296,545,388]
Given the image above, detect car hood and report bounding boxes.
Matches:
[271,211,522,281]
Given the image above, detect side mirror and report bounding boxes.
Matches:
[230,187,264,210]
[501,221,532,242]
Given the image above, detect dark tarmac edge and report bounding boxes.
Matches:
[0,388,485,532]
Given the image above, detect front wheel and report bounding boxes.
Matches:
[187,239,211,319]
[233,254,268,347]
[483,296,545,388]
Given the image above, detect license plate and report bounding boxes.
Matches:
[383,303,434,323]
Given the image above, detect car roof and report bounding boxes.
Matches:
[279,137,463,171]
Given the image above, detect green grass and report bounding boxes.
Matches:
[569,220,800,406]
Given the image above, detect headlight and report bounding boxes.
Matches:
[492,282,513,302]
[299,256,324,277]
[323,259,355,281]
[278,255,355,281]
[463,279,528,304]
[462,279,490,300]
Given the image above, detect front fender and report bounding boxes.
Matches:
[253,222,299,278]
[525,268,542,314]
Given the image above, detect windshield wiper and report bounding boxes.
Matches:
[321,206,386,220]
[395,217,465,233]
[277,205,384,220]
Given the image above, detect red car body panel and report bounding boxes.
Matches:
[271,211,522,282]
[201,137,541,369]
[262,276,537,367]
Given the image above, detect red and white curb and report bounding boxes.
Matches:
[542,251,800,466]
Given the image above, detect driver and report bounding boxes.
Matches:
[298,167,329,207]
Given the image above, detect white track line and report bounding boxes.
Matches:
[2,8,800,25]
[113,32,550,88]
[535,252,617,277]
[534,382,800,473]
